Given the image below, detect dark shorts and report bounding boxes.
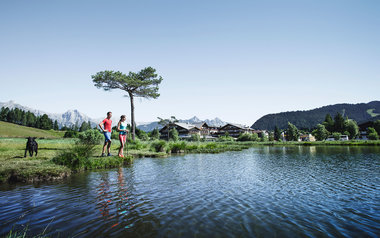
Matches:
[104,132,111,142]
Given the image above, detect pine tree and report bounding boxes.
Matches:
[334,113,345,133]
[54,120,59,130]
[274,126,281,141]
[92,67,163,140]
[149,128,160,140]
[323,114,334,133]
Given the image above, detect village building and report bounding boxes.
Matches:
[159,122,200,139]
[252,129,269,138]
[357,121,373,140]
[193,122,216,136]
[218,123,253,138]
[299,134,316,142]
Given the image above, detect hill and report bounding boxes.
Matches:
[0,121,65,138]
[251,101,380,130]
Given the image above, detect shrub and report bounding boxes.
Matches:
[237,133,260,142]
[64,130,79,138]
[111,130,119,140]
[204,142,217,149]
[53,144,93,170]
[368,127,379,140]
[150,140,168,152]
[190,134,201,142]
[54,130,102,170]
[135,127,149,141]
[251,133,259,141]
[169,141,186,153]
[185,143,199,151]
[127,139,146,150]
[237,133,252,141]
[78,129,102,145]
[268,132,274,141]
[261,134,268,142]
[332,132,342,141]
[217,135,234,142]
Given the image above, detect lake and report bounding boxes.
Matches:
[1,146,379,237]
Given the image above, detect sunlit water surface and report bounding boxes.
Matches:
[1,146,379,237]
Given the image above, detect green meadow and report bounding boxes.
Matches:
[0,121,65,138]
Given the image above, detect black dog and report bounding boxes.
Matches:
[24,137,38,157]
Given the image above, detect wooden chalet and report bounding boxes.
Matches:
[218,123,253,138]
[159,122,200,139]
[193,122,219,136]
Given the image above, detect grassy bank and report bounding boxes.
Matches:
[0,138,133,183]
[258,140,380,146]
[1,137,379,184]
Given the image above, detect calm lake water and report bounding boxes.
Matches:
[1,146,379,237]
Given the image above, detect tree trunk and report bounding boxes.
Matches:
[129,93,136,140]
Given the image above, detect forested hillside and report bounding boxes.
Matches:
[251,101,380,130]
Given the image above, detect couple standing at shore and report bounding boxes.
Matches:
[98,112,129,157]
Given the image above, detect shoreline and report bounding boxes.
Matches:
[1,138,379,184]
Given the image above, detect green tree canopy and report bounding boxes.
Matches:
[323,114,334,132]
[92,67,163,140]
[345,119,359,139]
[373,120,380,135]
[334,112,345,133]
[54,120,59,130]
[149,128,160,140]
[274,126,281,141]
[313,124,329,141]
[158,116,178,140]
[367,127,379,140]
[287,122,299,141]
[169,128,179,141]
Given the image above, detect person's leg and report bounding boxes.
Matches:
[107,141,112,155]
[118,134,123,157]
[102,132,108,156]
[103,132,112,156]
[102,142,107,156]
[121,135,126,156]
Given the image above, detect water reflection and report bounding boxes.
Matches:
[1,147,379,237]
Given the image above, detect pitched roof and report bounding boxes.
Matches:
[220,123,251,130]
[175,122,198,130]
[194,122,210,129]
[159,122,199,132]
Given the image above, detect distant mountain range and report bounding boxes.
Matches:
[251,101,380,130]
[0,100,98,128]
[137,116,227,132]
[0,101,227,131]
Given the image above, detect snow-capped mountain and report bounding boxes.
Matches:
[136,116,227,132]
[0,100,98,128]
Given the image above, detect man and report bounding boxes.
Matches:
[99,111,113,156]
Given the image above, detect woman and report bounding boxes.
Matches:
[117,115,129,157]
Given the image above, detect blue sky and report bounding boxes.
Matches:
[1,0,379,125]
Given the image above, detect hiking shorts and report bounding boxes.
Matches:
[104,132,112,143]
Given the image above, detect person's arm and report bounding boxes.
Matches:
[98,120,105,132]
[117,122,121,132]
